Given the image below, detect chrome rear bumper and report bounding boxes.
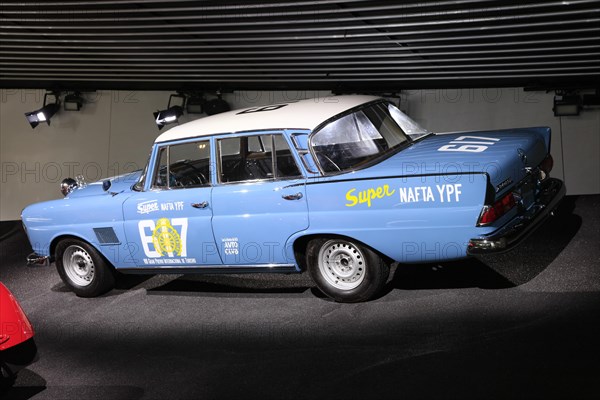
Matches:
[467,178,565,254]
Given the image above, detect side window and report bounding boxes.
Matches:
[274,135,302,179]
[152,140,211,189]
[219,135,274,183]
[248,136,266,152]
[219,134,302,183]
[219,137,240,156]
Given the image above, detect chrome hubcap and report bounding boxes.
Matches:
[63,245,95,287]
[318,240,366,290]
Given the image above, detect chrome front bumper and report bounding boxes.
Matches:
[26,253,50,267]
[467,178,565,255]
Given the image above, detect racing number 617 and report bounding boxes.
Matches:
[438,136,500,153]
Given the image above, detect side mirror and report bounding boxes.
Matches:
[102,180,112,192]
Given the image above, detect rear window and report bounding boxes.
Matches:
[311,102,419,173]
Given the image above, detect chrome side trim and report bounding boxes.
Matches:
[118,264,298,275]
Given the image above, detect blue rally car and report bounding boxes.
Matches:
[22,95,565,302]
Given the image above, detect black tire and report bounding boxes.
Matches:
[307,237,390,303]
[55,238,115,297]
[0,363,16,392]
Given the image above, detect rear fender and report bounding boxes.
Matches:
[296,173,490,263]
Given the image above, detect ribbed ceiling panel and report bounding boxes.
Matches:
[1,0,599,90]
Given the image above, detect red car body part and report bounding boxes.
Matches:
[0,283,34,352]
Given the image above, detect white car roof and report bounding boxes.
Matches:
[155,95,381,143]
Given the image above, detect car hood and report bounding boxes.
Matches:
[358,127,550,196]
[67,170,143,198]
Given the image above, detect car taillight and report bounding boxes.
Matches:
[478,192,517,226]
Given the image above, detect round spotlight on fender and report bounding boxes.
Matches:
[60,178,78,197]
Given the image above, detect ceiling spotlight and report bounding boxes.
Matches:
[154,94,186,130]
[203,95,230,116]
[64,92,84,111]
[553,93,581,117]
[582,90,600,106]
[186,95,204,114]
[24,92,60,129]
[154,106,184,129]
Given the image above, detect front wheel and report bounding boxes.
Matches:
[307,238,390,303]
[55,239,115,297]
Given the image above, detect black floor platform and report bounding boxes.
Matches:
[1,195,599,400]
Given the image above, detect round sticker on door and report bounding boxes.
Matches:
[152,218,183,256]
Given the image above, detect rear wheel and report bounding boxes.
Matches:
[55,238,115,297]
[307,238,389,303]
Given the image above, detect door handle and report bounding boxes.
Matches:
[191,201,209,209]
[282,192,303,201]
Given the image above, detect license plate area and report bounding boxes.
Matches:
[514,174,536,210]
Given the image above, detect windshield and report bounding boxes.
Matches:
[311,102,427,174]
[132,155,150,191]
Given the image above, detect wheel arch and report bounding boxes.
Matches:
[50,234,115,270]
[292,233,394,271]
[50,234,84,258]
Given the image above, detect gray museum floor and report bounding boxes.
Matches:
[1,195,599,400]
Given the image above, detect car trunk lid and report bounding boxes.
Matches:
[367,127,551,199]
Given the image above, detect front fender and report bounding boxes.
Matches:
[21,194,135,267]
